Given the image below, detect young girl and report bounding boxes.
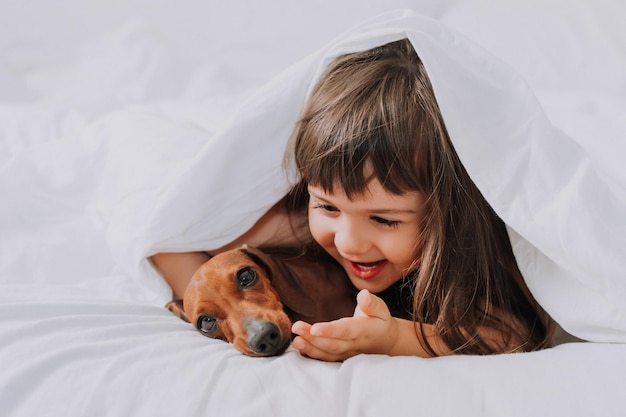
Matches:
[152,38,552,361]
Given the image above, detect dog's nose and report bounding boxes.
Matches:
[245,319,282,355]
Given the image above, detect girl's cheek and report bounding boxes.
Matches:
[308,216,322,244]
[308,212,332,246]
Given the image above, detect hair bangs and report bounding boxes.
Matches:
[294,63,427,199]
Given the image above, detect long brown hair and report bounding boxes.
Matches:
[284,39,552,355]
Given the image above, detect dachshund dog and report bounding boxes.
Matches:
[166,245,357,357]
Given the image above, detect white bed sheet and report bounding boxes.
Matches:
[1,1,625,416]
[2,287,624,416]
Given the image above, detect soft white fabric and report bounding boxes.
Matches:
[1,285,623,416]
[1,1,625,416]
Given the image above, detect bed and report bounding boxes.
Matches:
[1,1,625,416]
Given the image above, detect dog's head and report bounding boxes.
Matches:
[166,245,293,357]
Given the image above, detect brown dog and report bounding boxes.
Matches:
[166,245,357,357]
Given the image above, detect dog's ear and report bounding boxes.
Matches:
[240,245,318,319]
[165,299,190,323]
[265,256,319,319]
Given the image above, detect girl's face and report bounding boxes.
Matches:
[307,179,425,294]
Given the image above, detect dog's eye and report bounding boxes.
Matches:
[236,266,258,288]
[197,315,218,334]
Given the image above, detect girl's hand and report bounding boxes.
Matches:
[291,289,399,362]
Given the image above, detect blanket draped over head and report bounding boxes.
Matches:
[103,10,626,343]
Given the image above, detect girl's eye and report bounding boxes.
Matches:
[313,203,338,213]
[372,216,400,228]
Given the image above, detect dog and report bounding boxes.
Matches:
[166,244,357,357]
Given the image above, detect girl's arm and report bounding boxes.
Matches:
[151,252,211,299]
[291,289,450,360]
[292,290,521,361]
[151,201,310,300]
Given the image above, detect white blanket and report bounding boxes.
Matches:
[105,7,626,342]
[1,1,625,416]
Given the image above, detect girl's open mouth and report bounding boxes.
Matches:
[347,260,388,280]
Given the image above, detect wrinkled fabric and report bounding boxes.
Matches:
[100,10,626,342]
[1,3,625,416]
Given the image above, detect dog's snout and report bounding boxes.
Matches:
[245,319,284,356]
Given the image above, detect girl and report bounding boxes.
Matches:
[152,38,552,361]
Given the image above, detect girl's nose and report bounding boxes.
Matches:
[333,218,370,257]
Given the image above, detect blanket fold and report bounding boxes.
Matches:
[96,10,626,342]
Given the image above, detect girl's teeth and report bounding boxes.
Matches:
[356,262,380,270]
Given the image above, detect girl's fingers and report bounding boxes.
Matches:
[290,304,392,361]
[292,319,360,361]
[355,289,391,319]
[291,320,312,335]
[292,320,349,360]
[310,317,357,340]
[292,334,355,362]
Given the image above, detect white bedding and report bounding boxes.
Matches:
[1,1,625,416]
